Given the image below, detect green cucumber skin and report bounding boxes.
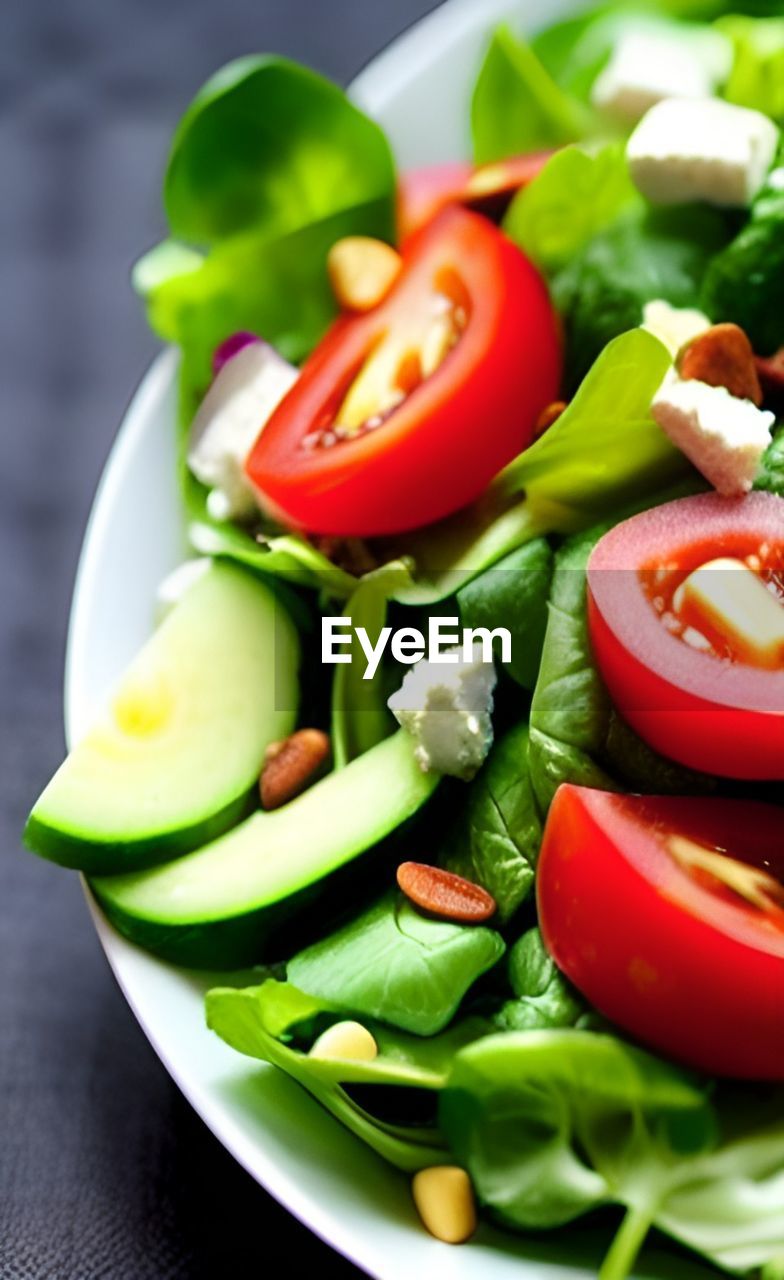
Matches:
[90,788,437,969]
[90,875,321,968]
[24,788,257,876]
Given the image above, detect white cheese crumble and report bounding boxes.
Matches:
[651,379,774,495]
[642,300,712,358]
[627,97,780,207]
[187,341,298,521]
[387,644,496,781]
[591,30,725,123]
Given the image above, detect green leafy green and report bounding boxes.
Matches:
[456,539,553,689]
[553,205,731,389]
[331,560,413,768]
[494,328,683,520]
[755,425,784,495]
[141,201,392,422]
[135,57,396,425]
[287,891,505,1036]
[702,166,784,355]
[493,928,588,1032]
[439,723,540,923]
[206,979,485,1170]
[532,7,732,107]
[528,531,616,813]
[441,1030,711,1242]
[163,56,395,244]
[504,142,639,274]
[718,14,784,119]
[529,5,620,102]
[444,1028,784,1278]
[471,26,588,165]
[184,475,359,597]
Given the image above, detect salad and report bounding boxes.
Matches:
[24,1,784,1276]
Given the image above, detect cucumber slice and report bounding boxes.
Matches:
[26,563,299,874]
[91,731,438,968]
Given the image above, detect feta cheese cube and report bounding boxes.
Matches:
[627,97,780,207]
[642,300,711,358]
[387,644,496,780]
[187,341,298,521]
[592,30,722,124]
[651,378,774,495]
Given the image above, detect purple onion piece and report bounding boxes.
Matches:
[212,331,260,377]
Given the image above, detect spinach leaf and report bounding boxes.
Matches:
[443,1027,784,1279]
[718,14,784,120]
[553,204,731,389]
[440,723,540,923]
[528,524,717,815]
[702,167,784,355]
[504,142,639,275]
[493,328,683,524]
[392,329,682,606]
[528,531,616,813]
[206,979,485,1171]
[331,561,413,768]
[493,928,588,1032]
[164,56,395,244]
[456,539,553,689]
[656,1083,784,1276]
[471,26,587,165]
[441,1030,712,1243]
[287,891,505,1036]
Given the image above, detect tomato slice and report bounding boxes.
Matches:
[538,783,784,1079]
[587,491,784,779]
[398,153,552,240]
[245,207,561,537]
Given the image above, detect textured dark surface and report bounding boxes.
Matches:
[0,2,439,1276]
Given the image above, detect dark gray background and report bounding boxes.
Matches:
[1,2,439,1275]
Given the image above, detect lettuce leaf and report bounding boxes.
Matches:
[138,200,393,422]
[206,978,486,1171]
[718,14,784,120]
[504,142,639,274]
[330,560,413,768]
[471,25,588,164]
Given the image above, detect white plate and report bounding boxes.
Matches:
[64,2,714,1276]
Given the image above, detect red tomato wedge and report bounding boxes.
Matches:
[398,152,552,240]
[587,492,784,779]
[245,207,561,537]
[538,783,784,1079]
[397,162,473,242]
